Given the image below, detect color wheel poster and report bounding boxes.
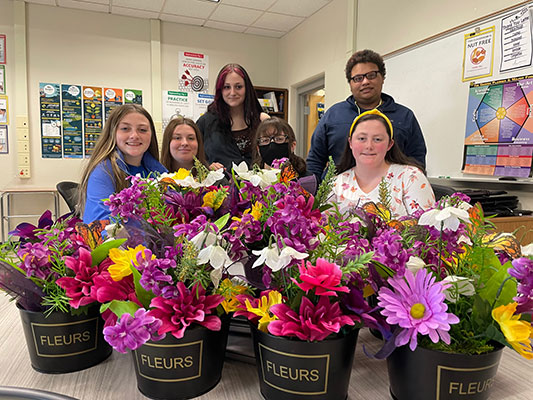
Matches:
[464,75,533,177]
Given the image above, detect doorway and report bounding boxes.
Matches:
[295,76,325,158]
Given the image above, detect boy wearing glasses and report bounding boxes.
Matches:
[306,49,427,181]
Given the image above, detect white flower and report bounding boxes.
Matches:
[197,244,232,270]
[522,243,533,256]
[190,231,217,250]
[201,169,224,186]
[418,207,470,232]
[405,256,426,274]
[232,161,279,188]
[442,275,475,303]
[252,245,307,272]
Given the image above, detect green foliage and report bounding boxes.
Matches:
[130,265,154,308]
[91,239,127,266]
[193,157,210,182]
[377,178,392,209]
[105,299,141,319]
[313,156,336,209]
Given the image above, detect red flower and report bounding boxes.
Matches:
[292,258,349,296]
[149,282,224,339]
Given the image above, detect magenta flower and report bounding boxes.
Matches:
[292,258,349,296]
[149,282,224,339]
[509,257,533,313]
[103,308,163,353]
[268,297,355,341]
[17,242,52,280]
[56,247,106,308]
[378,268,460,351]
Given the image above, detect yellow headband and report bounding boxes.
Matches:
[349,109,394,139]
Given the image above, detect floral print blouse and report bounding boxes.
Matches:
[330,164,435,217]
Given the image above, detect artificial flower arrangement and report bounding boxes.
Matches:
[364,192,533,359]
[0,210,125,315]
[95,161,248,353]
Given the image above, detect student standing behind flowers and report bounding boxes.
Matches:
[196,63,270,171]
[330,109,434,216]
[78,104,167,223]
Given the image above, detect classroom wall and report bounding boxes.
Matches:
[356,0,526,55]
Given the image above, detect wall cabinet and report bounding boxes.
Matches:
[254,86,288,121]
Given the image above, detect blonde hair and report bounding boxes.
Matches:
[77,104,159,215]
[160,116,207,171]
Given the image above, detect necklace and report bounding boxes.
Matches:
[354,98,383,116]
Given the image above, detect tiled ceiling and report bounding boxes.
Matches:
[23,0,333,38]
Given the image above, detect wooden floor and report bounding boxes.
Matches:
[0,295,532,399]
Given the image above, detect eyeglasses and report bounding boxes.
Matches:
[258,135,288,146]
[350,70,380,83]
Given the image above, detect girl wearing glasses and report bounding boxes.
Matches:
[252,117,308,177]
[331,109,434,217]
[197,63,270,171]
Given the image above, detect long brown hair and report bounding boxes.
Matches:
[252,117,307,176]
[161,116,208,172]
[77,104,160,214]
[207,63,263,133]
[337,113,423,174]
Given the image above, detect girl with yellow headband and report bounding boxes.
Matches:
[330,109,435,216]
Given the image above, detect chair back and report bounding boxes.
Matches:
[56,181,79,213]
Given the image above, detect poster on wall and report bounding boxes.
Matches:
[0,125,7,153]
[178,52,209,93]
[39,83,62,158]
[162,90,192,130]
[462,26,495,81]
[124,89,142,104]
[83,86,103,157]
[0,65,5,95]
[463,75,533,177]
[104,87,123,121]
[192,93,214,121]
[61,84,83,158]
[0,95,7,124]
[500,7,533,72]
[0,34,5,64]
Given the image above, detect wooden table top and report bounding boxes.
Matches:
[0,295,531,399]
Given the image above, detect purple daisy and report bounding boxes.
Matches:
[377,268,459,351]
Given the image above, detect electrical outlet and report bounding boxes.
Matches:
[17,153,30,165]
[18,141,29,152]
[16,115,29,128]
[18,166,31,178]
[18,128,29,141]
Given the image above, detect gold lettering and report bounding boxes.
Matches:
[459,383,467,395]
[266,360,274,373]
[300,369,309,381]
[310,369,320,382]
[72,333,81,344]
[288,367,299,381]
[40,336,47,346]
[154,357,163,369]
[468,382,477,395]
[449,382,459,394]
[141,354,149,365]
[279,365,289,379]
[82,331,90,342]
[184,356,193,368]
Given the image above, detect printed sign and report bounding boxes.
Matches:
[83,86,103,157]
[39,83,61,158]
[104,87,123,121]
[179,51,209,92]
[61,84,83,158]
[462,27,495,81]
[124,89,143,105]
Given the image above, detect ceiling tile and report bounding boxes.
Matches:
[56,0,110,13]
[221,0,276,11]
[111,0,164,12]
[209,4,262,25]
[111,6,159,19]
[160,13,204,26]
[162,0,217,20]
[269,0,331,17]
[203,20,247,34]
[244,27,285,38]
[23,0,57,6]
[253,12,304,32]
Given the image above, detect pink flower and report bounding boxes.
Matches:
[56,247,106,308]
[149,282,224,339]
[91,263,139,305]
[268,297,355,341]
[292,258,349,296]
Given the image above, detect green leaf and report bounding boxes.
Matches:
[371,260,395,278]
[471,294,491,327]
[131,265,154,308]
[107,299,141,319]
[478,262,517,307]
[91,238,127,266]
[214,213,230,231]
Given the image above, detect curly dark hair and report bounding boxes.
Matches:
[345,49,386,82]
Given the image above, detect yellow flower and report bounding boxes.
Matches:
[108,245,154,281]
[202,190,225,211]
[246,291,283,332]
[250,202,263,220]
[217,278,248,313]
[492,302,533,360]
[172,168,191,181]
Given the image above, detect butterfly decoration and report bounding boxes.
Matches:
[467,203,521,259]
[279,162,313,201]
[362,202,416,231]
[75,220,109,250]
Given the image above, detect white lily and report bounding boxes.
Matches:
[232,161,279,188]
[190,231,217,250]
[202,169,225,186]
[278,246,308,268]
[405,256,426,274]
[252,244,308,272]
[197,244,232,270]
[418,206,470,232]
[442,275,475,303]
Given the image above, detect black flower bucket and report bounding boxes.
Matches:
[387,343,504,400]
[251,327,359,400]
[17,303,112,374]
[132,315,230,400]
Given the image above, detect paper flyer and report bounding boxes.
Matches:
[104,87,123,121]
[124,88,142,105]
[0,95,7,124]
[83,86,103,157]
[0,65,5,95]
[162,90,193,130]
[462,26,495,81]
[500,7,533,72]
[192,93,214,121]
[0,125,7,153]
[61,84,83,158]
[178,52,209,92]
[39,83,62,158]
